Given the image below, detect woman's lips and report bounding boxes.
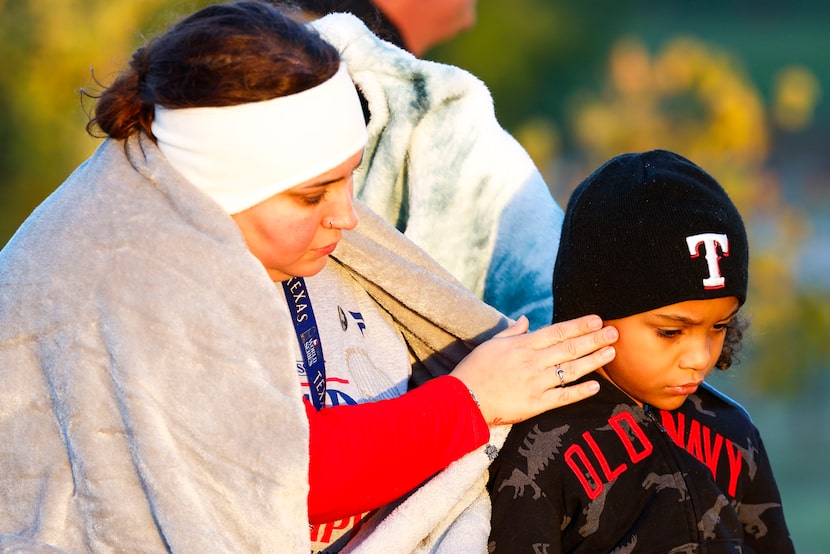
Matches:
[314,242,338,256]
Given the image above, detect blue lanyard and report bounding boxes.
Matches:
[282,277,326,410]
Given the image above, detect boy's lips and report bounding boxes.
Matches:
[667,381,703,395]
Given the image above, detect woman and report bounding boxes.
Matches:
[0,2,616,552]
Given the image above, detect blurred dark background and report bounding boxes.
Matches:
[2,1,827,550]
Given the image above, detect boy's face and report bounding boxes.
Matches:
[599,296,740,411]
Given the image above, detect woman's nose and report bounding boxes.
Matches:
[326,182,359,230]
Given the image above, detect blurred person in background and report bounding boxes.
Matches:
[301,0,562,330]
[298,0,477,56]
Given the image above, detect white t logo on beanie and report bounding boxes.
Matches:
[686,233,730,289]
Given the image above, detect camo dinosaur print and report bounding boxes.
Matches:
[488,374,795,553]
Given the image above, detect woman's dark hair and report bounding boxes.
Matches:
[85,1,340,140]
[715,313,748,371]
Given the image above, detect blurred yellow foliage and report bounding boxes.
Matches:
[773,65,822,132]
[571,35,769,167]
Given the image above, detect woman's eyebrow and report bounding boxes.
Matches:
[305,155,363,189]
[294,178,337,192]
[304,180,335,189]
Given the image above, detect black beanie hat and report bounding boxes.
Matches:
[552,149,748,323]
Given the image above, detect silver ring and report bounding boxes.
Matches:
[555,365,566,387]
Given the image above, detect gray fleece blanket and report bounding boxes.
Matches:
[312,13,563,330]
[0,133,510,552]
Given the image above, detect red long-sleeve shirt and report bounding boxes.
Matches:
[306,375,489,523]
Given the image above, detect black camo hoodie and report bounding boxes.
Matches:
[488,374,795,553]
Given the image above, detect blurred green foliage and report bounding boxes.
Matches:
[0,0,212,242]
[1,0,827,399]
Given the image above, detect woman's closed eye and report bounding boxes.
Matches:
[301,193,326,206]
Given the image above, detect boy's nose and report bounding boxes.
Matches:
[679,336,714,373]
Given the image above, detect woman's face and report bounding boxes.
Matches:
[600,297,740,411]
[231,150,362,282]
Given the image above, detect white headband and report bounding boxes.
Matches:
[152,63,367,214]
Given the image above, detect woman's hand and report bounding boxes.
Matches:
[450,315,617,425]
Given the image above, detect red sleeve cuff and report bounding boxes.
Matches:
[306,375,490,523]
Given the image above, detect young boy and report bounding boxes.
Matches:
[487,150,795,553]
